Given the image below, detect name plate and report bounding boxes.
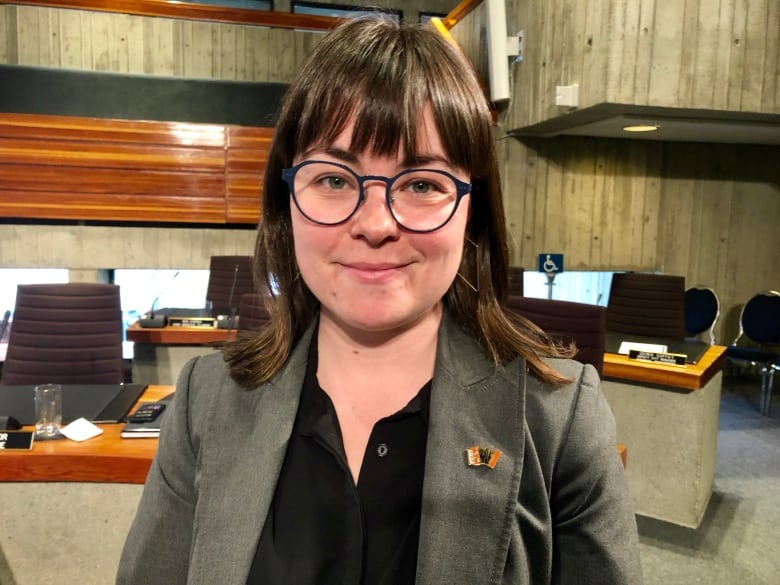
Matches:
[0,431,35,450]
[628,349,687,366]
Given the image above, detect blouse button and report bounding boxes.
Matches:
[377,443,389,457]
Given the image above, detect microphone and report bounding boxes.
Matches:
[139,271,180,328]
[0,309,10,341]
[217,264,240,330]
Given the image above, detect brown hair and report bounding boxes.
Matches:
[225,15,574,387]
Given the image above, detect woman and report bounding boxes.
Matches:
[117,15,642,585]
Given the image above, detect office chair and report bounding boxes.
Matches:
[0,283,124,385]
[605,272,686,340]
[236,293,271,338]
[505,296,607,376]
[684,286,720,345]
[205,255,255,316]
[726,290,780,415]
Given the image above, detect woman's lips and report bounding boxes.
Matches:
[339,261,409,282]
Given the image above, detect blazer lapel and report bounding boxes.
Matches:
[416,316,527,585]
[188,326,315,585]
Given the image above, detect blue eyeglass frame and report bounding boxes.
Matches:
[281,159,472,233]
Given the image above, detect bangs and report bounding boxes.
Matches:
[287,20,491,173]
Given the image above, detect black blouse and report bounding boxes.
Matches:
[247,338,430,585]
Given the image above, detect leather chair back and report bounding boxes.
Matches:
[206,255,255,316]
[1,283,124,385]
[605,272,686,340]
[236,293,271,338]
[505,295,607,375]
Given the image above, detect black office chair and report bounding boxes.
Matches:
[205,255,255,316]
[605,272,686,340]
[0,283,124,385]
[726,290,780,415]
[505,295,607,376]
[684,286,720,345]
[236,293,271,338]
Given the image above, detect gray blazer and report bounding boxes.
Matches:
[117,314,642,585]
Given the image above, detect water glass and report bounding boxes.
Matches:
[34,383,63,439]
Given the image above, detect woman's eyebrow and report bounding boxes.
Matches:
[405,154,452,167]
[301,146,358,164]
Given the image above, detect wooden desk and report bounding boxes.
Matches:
[0,385,174,585]
[600,345,727,528]
[126,322,235,345]
[0,385,171,484]
[127,322,234,385]
[603,344,727,390]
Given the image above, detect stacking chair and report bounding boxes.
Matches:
[0,283,124,385]
[684,286,720,344]
[205,255,255,316]
[605,272,686,340]
[726,290,780,415]
[236,293,271,338]
[505,296,607,376]
[765,357,780,416]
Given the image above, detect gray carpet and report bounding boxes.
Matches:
[638,374,780,585]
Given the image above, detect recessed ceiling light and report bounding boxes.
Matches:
[622,124,660,132]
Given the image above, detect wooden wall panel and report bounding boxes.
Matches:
[0,113,272,224]
[225,126,273,223]
[502,136,780,344]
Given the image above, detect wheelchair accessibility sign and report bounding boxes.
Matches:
[538,253,564,275]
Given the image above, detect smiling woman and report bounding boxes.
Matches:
[117,15,643,585]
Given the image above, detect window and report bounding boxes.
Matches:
[113,269,210,330]
[523,271,615,306]
[419,11,447,24]
[197,0,271,11]
[291,1,401,21]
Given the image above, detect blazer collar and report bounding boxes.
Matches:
[415,314,527,585]
[190,314,526,585]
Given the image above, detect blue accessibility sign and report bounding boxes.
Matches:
[537,253,564,274]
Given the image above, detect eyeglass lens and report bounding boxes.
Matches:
[288,161,466,232]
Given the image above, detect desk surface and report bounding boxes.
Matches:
[0,385,172,484]
[603,344,727,390]
[126,322,235,345]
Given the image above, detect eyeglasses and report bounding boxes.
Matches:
[282,160,472,233]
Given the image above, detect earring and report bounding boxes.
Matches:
[457,237,479,293]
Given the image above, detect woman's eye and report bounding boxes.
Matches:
[322,175,348,189]
[410,180,434,194]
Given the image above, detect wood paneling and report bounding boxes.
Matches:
[0,112,271,224]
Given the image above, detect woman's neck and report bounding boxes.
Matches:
[315,305,441,412]
[315,305,442,483]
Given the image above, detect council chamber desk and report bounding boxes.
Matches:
[0,385,171,585]
[600,344,727,529]
[126,322,235,385]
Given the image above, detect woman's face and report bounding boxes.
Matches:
[290,106,471,336]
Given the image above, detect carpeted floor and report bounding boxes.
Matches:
[637,372,780,585]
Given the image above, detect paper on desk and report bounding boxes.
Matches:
[618,341,668,355]
[60,417,104,442]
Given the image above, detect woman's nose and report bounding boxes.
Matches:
[349,182,399,241]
